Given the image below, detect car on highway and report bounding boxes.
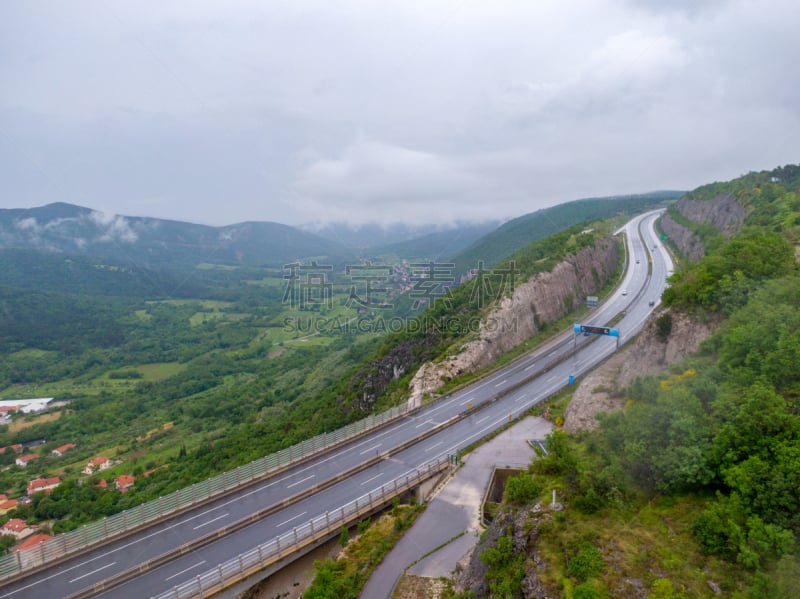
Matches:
[649,299,655,306]
[622,289,628,295]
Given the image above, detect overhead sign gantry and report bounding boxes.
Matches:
[573,324,619,337]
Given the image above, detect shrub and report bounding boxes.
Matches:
[504,472,542,505]
[568,543,604,582]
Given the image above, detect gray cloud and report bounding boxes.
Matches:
[1,0,798,226]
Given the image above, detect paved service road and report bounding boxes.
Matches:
[0,211,671,598]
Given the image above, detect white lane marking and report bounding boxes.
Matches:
[476,415,491,424]
[545,375,557,383]
[515,394,527,402]
[165,560,206,581]
[69,562,116,584]
[359,443,382,455]
[494,379,507,388]
[415,419,433,429]
[192,513,228,530]
[360,473,384,486]
[277,511,307,528]
[287,474,315,488]
[424,441,444,452]
[523,362,537,372]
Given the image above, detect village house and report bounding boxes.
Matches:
[115,474,135,493]
[50,443,75,457]
[1,519,34,540]
[12,533,50,554]
[0,498,18,515]
[82,456,113,475]
[15,454,39,468]
[27,477,61,496]
[10,444,23,454]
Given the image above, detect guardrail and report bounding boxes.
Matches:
[152,456,451,599]
[0,403,411,582]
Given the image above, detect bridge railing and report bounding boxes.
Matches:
[0,403,411,581]
[152,456,451,599]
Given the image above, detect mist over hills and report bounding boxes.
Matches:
[303,221,501,252]
[0,202,352,268]
[0,192,682,298]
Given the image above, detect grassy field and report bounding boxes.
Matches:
[6,411,63,433]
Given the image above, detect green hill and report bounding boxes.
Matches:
[451,191,682,274]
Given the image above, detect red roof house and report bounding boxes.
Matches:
[2,518,33,540]
[26,477,61,496]
[15,454,39,468]
[82,456,113,475]
[50,443,75,457]
[115,474,135,493]
[12,533,50,553]
[0,499,18,514]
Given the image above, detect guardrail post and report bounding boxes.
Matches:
[293,527,298,544]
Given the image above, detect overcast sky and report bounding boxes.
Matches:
[1,1,798,227]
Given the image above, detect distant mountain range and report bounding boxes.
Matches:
[303,221,501,252]
[0,193,683,297]
[0,202,353,268]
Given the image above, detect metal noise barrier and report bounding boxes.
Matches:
[153,456,451,599]
[0,404,410,581]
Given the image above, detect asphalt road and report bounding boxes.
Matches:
[0,210,671,599]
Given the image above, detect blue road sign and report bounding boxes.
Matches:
[574,323,619,337]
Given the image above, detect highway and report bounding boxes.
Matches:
[0,210,671,598]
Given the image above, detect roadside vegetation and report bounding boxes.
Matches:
[303,501,423,599]
[461,164,800,597]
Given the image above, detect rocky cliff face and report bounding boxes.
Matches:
[616,309,716,388]
[408,237,619,407]
[563,307,717,432]
[453,504,554,598]
[342,334,442,412]
[660,214,705,261]
[661,194,747,260]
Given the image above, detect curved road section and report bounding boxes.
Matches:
[0,210,671,599]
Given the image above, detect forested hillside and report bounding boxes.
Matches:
[462,165,800,598]
[451,191,682,276]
